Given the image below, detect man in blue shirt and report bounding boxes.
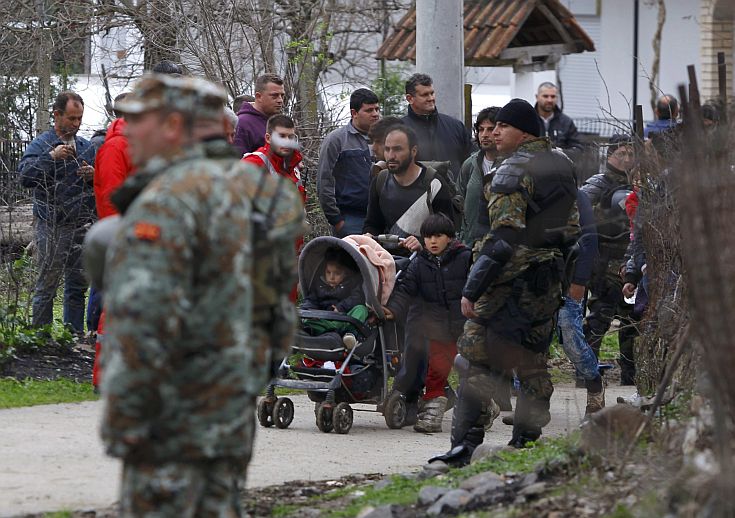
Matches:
[18,91,96,333]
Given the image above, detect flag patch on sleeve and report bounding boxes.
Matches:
[134,222,161,241]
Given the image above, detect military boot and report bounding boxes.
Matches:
[480,399,501,432]
[584,375,605,417]
[414,396,447,433]
[585,385,606,417]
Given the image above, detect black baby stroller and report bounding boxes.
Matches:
[257,235,413,434]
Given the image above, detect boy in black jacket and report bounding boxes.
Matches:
[301,248,368,348]
[385,214,471,432]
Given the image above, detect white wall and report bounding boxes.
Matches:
[597,0,702,121]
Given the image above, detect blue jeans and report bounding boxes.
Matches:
[557,295,599,381]
[332,213,365,238]
[87,287,103,332]
[32,219,88,333]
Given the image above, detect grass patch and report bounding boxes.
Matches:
[550,367,575,385]
[44,512,73,518]
[282,435,580,518]
[599,333,620,361]
[0,378,98,409]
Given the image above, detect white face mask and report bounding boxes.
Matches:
[271,132,299,150]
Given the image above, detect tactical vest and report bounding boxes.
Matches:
[582,169,632,256]
[523,150,578,249]
[491,148,577,250]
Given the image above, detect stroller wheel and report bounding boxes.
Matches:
[273,397,295,429]
[316,402,334,433]
[333,402,353,434]
[257,397,276,427]
[384,390,407,429]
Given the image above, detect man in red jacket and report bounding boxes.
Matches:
[243,114,305,302]
[242,114,305,203]
[91,93,134,389]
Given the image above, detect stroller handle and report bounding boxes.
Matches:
[375,234,403,246]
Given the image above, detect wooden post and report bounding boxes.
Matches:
[634,105,644,141]
[464,84,473,129]
[718,51,727,105]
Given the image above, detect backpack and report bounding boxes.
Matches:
[376,161,464,232]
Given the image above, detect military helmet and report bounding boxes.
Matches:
[115,73,227,120]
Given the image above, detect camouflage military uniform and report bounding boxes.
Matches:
[580,163,636,384]
[451,138,580,453]
[98,75,304,517]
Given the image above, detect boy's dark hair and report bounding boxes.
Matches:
[405,73,432,96]
[267,114,295,133]
[350,88,379,112]
[368,116,402,144]
[385,124,418,150]
[420,213,455,238]
[324,247,358,272]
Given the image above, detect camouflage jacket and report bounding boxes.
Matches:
[101,143,302,465]
[475,138,580,286]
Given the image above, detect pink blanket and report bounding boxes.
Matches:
[342,234,396,305]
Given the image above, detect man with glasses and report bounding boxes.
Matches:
[581,134,637,385]
[18,90,96,334]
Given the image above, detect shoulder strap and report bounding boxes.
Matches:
[243,151,279,178]
[376,169,390,198]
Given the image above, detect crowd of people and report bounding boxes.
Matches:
[15,59,700,514]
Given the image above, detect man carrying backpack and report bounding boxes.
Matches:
[363,124,458,424]
[363,124,458,250]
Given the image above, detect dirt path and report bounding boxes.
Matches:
[0,385,634,517]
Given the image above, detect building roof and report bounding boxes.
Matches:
[377,0,595,67]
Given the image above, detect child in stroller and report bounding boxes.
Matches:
[300,247,369,350]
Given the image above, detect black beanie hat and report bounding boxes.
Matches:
[495,98,541,137]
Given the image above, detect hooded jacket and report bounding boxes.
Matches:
[387,240,471,342]
[242,143,305,202]
[233,102,269,156]
[301,272,364,313]
[94,118,134,219]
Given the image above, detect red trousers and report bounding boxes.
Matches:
[93,310,105,388]
[423,340,457,400]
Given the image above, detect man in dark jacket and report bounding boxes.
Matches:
[401,73,473,180]
[18,90,96,333]
[318,88,380,237]
[535,82,584,160]
[233,73,285,156]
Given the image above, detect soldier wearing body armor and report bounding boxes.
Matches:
[94,74,304,516]
[581,134,636,385]
[430,99,580,466]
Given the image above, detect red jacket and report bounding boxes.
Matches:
[94,118,134,219]
[242,144,306,202]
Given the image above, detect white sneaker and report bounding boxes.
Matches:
[343,333,357,349]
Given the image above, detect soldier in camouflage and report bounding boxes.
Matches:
[430,99,580,466]
[98,74,304,517]
[581,134,636,384]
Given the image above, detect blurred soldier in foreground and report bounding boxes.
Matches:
[431,99,580,466]
[98,73,303,516]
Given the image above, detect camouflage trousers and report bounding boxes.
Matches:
[120,459,244,518]
[452,276,561,447]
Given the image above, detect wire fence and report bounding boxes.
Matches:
[0,139,30,205]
